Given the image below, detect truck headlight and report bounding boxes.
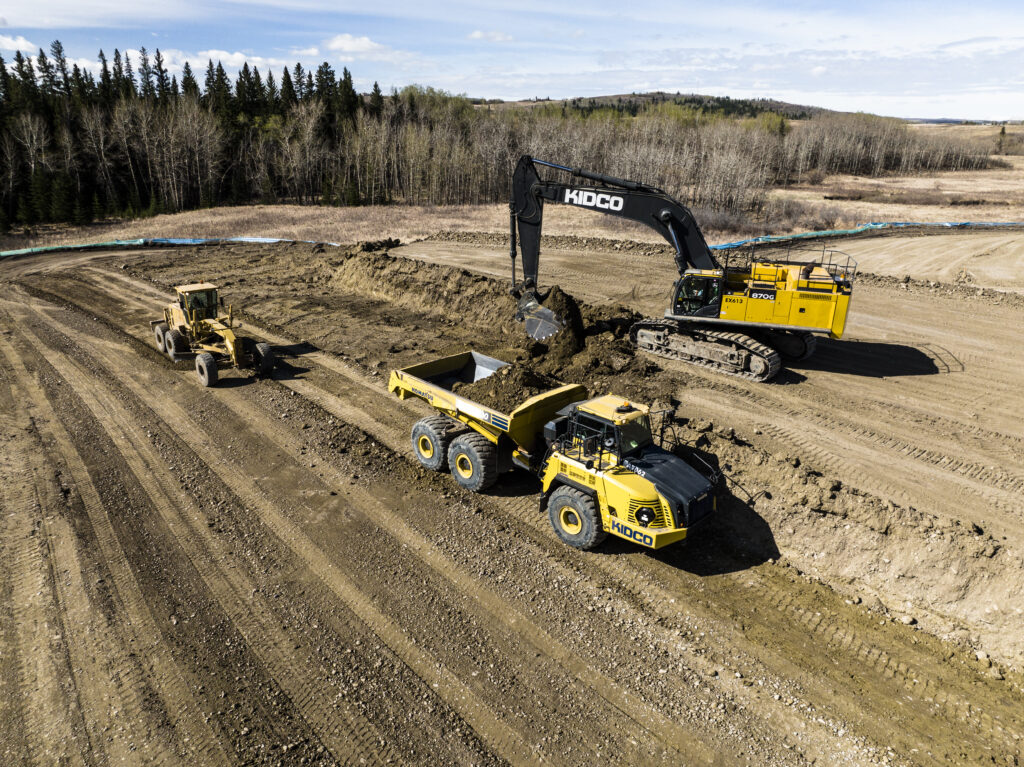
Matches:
[635,506,655,527]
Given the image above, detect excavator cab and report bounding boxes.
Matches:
[672,273,723,318]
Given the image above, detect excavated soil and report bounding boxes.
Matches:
[452,365,565,413]
[1,232,1023,767]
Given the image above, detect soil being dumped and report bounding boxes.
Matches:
[452,365,565,413]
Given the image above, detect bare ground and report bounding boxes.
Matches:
[0,232,1022,767]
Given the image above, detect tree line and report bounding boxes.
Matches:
[0,40,994,232]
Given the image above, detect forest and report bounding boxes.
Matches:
[0,40,995,232]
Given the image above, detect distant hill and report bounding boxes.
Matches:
[476,91,834,120]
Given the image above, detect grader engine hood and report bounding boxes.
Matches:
[622,445,716,527]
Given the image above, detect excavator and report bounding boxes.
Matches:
[508,156,857,381]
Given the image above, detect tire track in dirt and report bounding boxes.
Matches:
[0,419,91,767]
[0,328,231,767]
[45,264,1024,762]
[0,322,328,766]
[13,320,404,767]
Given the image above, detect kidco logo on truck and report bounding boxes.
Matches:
[610,519,654,547]
[564,189,624,211]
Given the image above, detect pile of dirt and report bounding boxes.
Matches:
[537,285,585,359]
[327,248,521,333]
[451,365,566,413]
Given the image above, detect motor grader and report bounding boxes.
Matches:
[389,351,718,550]
[151,282,274,386]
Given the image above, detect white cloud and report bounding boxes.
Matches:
[323,33,409,63]
[197,49,289,70]
[810,65,827,77]
[290,46,320,57]
[0,34,35,52]
[468,30,512,43]
[3,0,200,28]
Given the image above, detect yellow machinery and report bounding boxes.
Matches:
[389,352,718,550]
[510,155,858,381]
[151,282,274,387]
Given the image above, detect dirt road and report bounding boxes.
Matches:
[1,237,1021,766]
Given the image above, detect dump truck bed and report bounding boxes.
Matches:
[388,351,586,454]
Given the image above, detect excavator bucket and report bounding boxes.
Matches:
[516,295,563,341]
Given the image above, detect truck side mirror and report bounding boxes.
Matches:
[219,296,225,308]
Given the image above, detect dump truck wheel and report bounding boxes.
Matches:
[196,353,218,387]
[254,342,275,375]
[165,329,187,361]
[411,415,457,472]
[547,486,606,550]
[154,322,168,353]
[447,433,498,492]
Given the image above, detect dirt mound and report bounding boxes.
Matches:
[452,365,565,413]
[327,248,520,332]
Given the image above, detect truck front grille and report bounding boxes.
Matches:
[627,499,670,529]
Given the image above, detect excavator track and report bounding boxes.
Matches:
[631,319,783,382]
[752,329,818,361]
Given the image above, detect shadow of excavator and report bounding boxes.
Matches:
[788,337,963,378]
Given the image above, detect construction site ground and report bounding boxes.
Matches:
[0,229,1021,767]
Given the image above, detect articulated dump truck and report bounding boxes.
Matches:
[389,352,718,550]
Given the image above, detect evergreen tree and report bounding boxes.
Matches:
[265,70,279,106]
[98,50,113,106]
[280,67,296,107]
[339,67,359,122]
[293,63,305,99]
[12,52,39,109]
[203,60,216,104]
[36,49,58,100]
[315,62,336,102]
[112,49,125,95]
[137,47,155,100]
[368,81,384,118]
[154,49,171,102]
[181,61,200,99]
[50,40,71,97]
[123,51,138,96]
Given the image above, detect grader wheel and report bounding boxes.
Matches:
[196,353,219,387]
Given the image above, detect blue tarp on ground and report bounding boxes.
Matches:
[0,236,344,259]
[710,220,1024,250]
[2,221,1022,260]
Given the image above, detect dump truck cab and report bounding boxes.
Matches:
[540,395,716,549]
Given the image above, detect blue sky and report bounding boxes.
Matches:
[2,1,1023,119]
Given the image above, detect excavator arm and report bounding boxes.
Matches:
[509,155,719,302]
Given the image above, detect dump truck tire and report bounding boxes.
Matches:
[196,353,218,387]
[165,329,187,361]
[411,415,458,472]
[154,322,168,353]
[447,433,498,492]
[547,486,606,550]
[254,342,275,374]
